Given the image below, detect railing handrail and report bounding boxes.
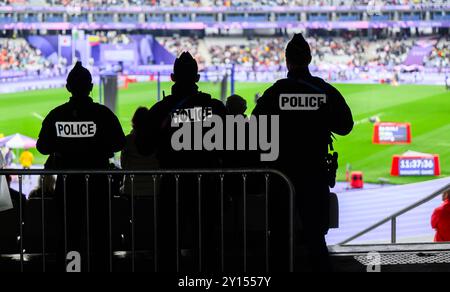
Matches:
[0,167,296,272]
[339,182,450,245]
[0,168,291,176]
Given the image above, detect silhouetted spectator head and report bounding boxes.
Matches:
[286,34,312,71]
[132,107,148,132]
[444,190,450,201]
[171,52,200,84]
[226,95,247,115]
[66,61,93,97]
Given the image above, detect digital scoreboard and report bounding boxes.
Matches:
[373,122,412,144]
[391,155,441,176]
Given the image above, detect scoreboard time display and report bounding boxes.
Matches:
[391,155,441,176]
[373,122,412,144]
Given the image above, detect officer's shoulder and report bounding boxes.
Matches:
[92,102,118,117]
[273,78,292,88]
[197,91,215,104]
[46,102,71,117]
[310,76,336,91]
[258,79,290,100]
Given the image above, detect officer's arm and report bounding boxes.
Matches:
[326,85,354,136]
[107,111,126,153]
[36,115,56,155]
[252,88,274,117]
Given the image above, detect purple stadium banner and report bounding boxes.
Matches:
[0,4,449,13]
[27,35,73,64]
[404,41,436,66]
[1,20,450,31]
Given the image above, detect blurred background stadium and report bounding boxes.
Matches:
[0,0,449,185]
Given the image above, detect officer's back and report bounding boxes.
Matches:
[253,35,354,177]
[37,62,125,169]
[140,52,226,169]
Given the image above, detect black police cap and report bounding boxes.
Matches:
[173,52,198,80]
[67,61,93,86]
[285,34,312,67]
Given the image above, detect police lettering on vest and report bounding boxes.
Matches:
[172,107,213,124]
[279,94,327,111]
[56,122,97,138]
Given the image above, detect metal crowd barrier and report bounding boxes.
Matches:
[0,169,296,272]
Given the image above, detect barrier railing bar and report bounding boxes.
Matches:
[63,175,68,265]
[175,174,180,273]
[220,174,225,273]
[391,218,397,244]
[130,175,136,272]
[152,175,158,272]
[0,168,296,272]
[85,175,90,272]
[265,174,270,273]
[242,174,247,272]
[197,174,203,272]
[107,175,113,272]
[40,175,46,272]
[18,175,24,273]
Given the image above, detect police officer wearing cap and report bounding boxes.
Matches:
[253,34,354,272]
[137,52,226,271]
[138,52,226,168]
[37,62,126,271]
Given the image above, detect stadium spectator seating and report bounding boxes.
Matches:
[0,0,443,8]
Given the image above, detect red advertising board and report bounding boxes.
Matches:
[373,122,412,145]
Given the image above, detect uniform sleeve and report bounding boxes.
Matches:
[36,114,57,155]
[105,110,126,154]
[325,83,354,136]
[252,87,276,117]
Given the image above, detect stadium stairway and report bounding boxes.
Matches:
[327,177,450,245]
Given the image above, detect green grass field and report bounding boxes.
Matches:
[0,81,448,184]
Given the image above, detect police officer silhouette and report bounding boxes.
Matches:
[37,62,126,271]
[253,34,354,272]
[139,52,226,168]
[138,52,226,271]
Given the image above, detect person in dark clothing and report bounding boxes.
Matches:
[139,52,227,168]
[252,34,354,272]
[138,52,226,271]
[36,62,126,272]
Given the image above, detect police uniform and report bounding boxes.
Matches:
[137,51,226,270]
[147,83,226,169]
[37,66,126,271]
[37,97,125,169]
[253,67,353,271]
[140,81,226,271]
